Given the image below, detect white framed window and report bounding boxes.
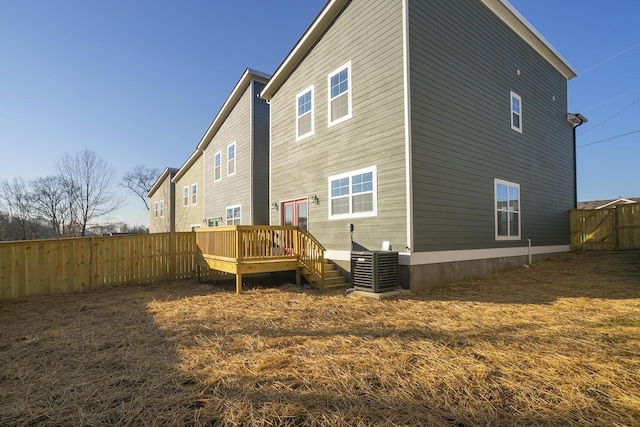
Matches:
[328,62,352,126]
[226,205,241,225]
[510,91,522,133]
[495,179,521,240]
[154,202,159,218]
[296,86,314,140]
[328,166,377,220]
[191,183,197,205]
[183,186,189,207]
[227,143,236,176]
[214,151,221,182]
[159,200,164,218]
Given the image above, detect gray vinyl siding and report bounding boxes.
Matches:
[269,0,407,252]
[203,85,253,225]
[149,175,174,233]
[174,157,203,231]
[408,0,574,252]
[252,81,270,225]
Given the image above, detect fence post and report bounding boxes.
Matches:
[89,237,95,290]
[613,208,619,250]
[169,232,176,280]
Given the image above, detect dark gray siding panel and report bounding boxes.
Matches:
[252,81,270,225]
[203,85,253,224]
[409,0,574,251]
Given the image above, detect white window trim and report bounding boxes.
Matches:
[226,204,242,225]
[154,201,159,218]
[510,91,522,133]
[227,143,236,177]
[191,183,197,206]
[494,178,521,241]
[328,165,377,220]
[183,186,189,207]
[296,85,315,141]
[328,61,352,127]
[214,151,222,182]
[159,200,164,218]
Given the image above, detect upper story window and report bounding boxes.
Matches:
[226,205,241,225]
[328,62,352,126]
[495,179,521,240]
[511,92,522,133]
[296,86,314,140]
[227,143,236,176]
[183,186,189,207]
[154,202,159,218]
[191,183,197,205]
[159,200,164,217]
[328,165,377,220]
[214,151,221,182]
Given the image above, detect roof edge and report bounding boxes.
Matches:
[173,68,271,183]
[261,0,577,101]
[147,167,179,198]
[482,0,578,80]
[260,0,350,100]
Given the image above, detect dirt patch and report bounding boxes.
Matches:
[1,251,639,426]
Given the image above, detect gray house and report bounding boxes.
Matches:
[148,167,179,233]
[153,68,271,232]
[260,0,578,290]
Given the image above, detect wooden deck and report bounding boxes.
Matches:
[195,226,346,293]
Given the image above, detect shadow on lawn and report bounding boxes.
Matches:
[0,282,225,426]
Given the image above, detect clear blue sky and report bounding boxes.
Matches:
[1,1,638,226]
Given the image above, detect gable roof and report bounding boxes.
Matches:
[172,68,271,183]
[577,197,640,210]
[147,167,179,198]
[260,0,577,100]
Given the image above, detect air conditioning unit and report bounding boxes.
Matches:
[350,251,399,293]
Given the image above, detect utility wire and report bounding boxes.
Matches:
[578,130,640,148]
[581,87,640,113]
[579,95,640,135]
[580,41,640,75]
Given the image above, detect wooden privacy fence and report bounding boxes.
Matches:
[0,232,227,300]
[570,205,640,250]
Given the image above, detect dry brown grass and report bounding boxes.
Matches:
[1,251,639,426]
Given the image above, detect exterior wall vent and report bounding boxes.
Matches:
[350,251,399,293]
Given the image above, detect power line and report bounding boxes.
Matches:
[579,95,640,135]
[581,87,640,113]
[578,130,640,148]
[580,41,640,75]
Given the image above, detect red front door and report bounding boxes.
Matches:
[282,199,308,230]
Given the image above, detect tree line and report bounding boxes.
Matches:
[0,149,159,241]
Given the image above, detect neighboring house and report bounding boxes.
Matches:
[168,68,271,231]
[147,167,179,233]
[577,198,640,210]
[173,153,205,232]
[260,0,579,290]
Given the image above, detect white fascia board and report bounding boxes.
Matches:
[481,0,577,79]
[260,0,350,100]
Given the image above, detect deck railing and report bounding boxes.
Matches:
[195,226,325,287]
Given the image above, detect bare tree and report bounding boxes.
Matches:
[0,178,37,240]
[121,164,159,210]
[56,149,122,236]
[30,175,73,238]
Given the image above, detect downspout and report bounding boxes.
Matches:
[568,113,587,208]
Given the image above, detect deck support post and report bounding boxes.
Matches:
[296,267,302,286]
[236,272,243,294]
